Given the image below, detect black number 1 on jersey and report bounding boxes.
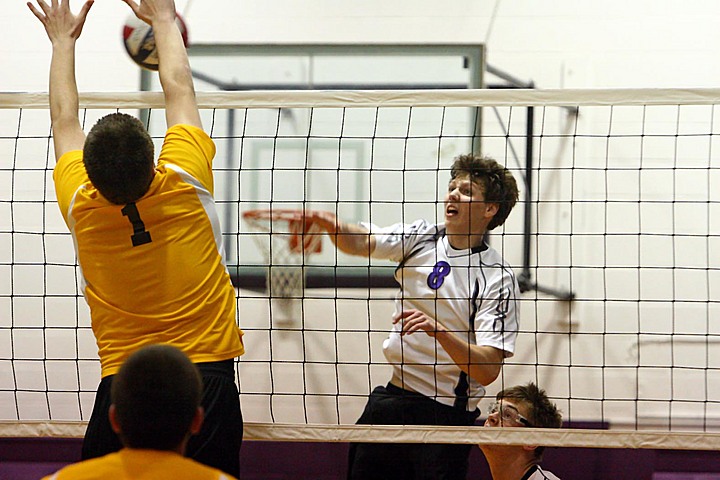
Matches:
[121,202,152,247]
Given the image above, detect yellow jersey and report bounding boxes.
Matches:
[42,448,237,480]
[54,124,244,377]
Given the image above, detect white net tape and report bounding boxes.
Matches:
[4,420,720,450]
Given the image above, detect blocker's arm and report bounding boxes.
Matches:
[29,0,95,160]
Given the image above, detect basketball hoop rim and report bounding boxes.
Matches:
[242,208,323,255]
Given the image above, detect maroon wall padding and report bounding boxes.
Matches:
[3,431,720,480]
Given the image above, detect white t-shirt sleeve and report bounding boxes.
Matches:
[361,219,434,263]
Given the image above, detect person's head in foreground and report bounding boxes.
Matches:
[480,382,563,480]
[110,343,204,453]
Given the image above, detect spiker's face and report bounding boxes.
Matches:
[444,175,498,239]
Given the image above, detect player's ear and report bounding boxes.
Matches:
[190,406,204,435]
[108,404,122,435]
[522,444,538,453]
[485,202,499,218]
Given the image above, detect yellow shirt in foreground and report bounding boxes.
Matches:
[42,448,237,480]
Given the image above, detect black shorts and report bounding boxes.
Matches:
[347,383,480,480]
[82,359,242,478]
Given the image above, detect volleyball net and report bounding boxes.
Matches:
[1,88,720,449]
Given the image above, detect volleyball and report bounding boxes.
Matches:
[122,14,189,71]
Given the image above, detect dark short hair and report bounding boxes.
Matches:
[83,113,155,205]
[111,344,202,450]
[450,154,519,230]
[497,382,562,459]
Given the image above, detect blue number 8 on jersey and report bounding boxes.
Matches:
[427,261,451,290]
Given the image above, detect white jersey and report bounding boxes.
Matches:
[523,465,561,480]
[367,220,519,411]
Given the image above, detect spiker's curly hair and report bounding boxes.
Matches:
[497,382,562,459]
[83,113,155,205]
[450,154,519,230]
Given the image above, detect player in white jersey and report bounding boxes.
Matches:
[304,154,520,480]
[480,383,563,480]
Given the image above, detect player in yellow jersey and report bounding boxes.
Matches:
[28,0,244,476]
[43,344,237,480]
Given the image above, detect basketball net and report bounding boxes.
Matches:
[243,209,323,322]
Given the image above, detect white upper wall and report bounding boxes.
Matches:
[4,0,720,93]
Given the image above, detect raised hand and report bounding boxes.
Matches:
[121,0,177,26]
[298,210,339,234]
[28,0,94,44]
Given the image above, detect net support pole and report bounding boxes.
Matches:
[517,100,575,300]
[223,108,237,263]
